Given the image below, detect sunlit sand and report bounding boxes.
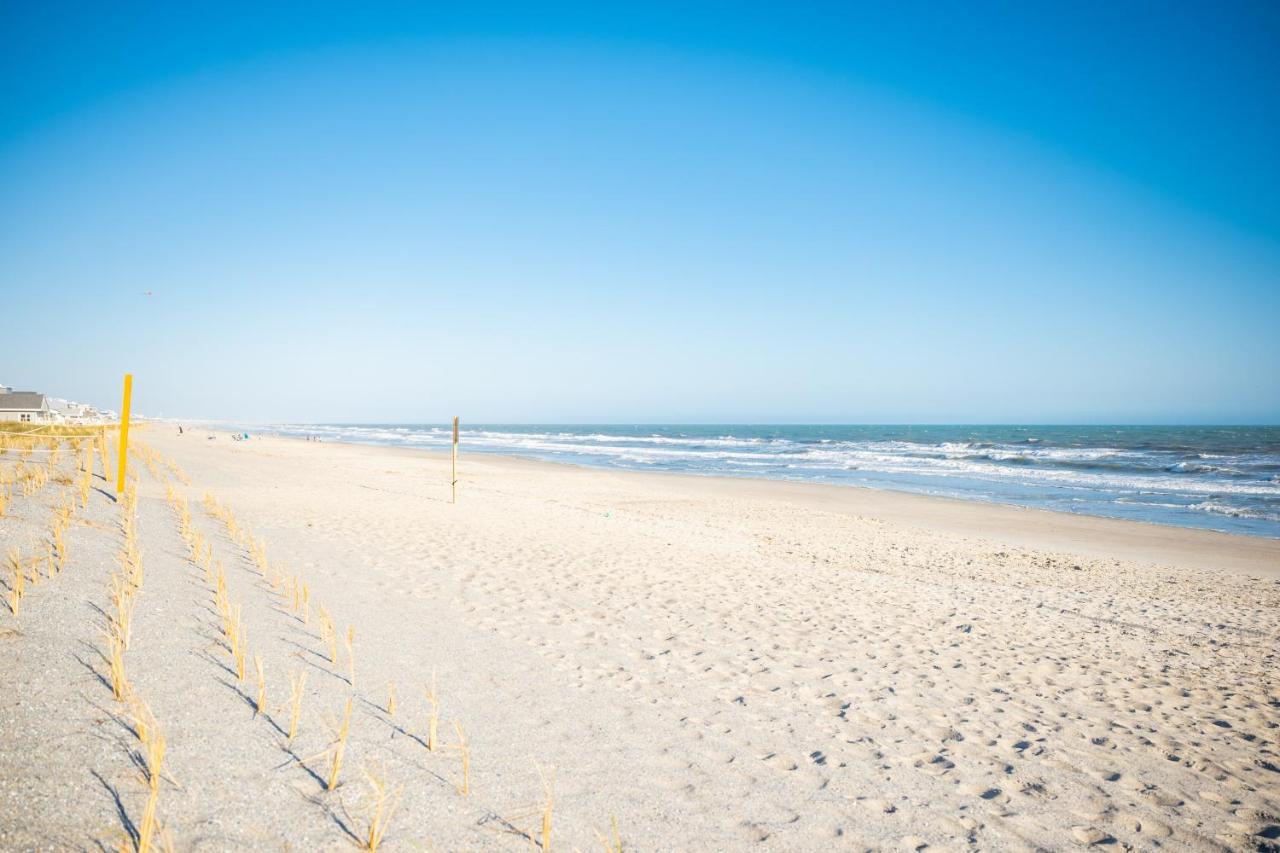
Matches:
[2,427,1277,849]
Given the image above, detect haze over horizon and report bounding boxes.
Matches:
[3,2,1278,424]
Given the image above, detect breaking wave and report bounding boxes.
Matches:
[258,423,1280,538]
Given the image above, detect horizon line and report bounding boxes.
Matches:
[144,418,1280,428]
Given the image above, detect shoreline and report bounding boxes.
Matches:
[188,421,1280,541]
[209,426,1280,576]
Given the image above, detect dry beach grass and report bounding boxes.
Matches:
[0,427,1278,849]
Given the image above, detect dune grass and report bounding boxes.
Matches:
[424,673,440,753]
[361,765,402,851]
[78,438,94,504]
[318,606,337,663]
[597,817,623,853]
[52,524,67,574]
[159,486,610,848]
[452,721,470,796]
[288,670,307,743]
[129,698,167,792]
[106,626,130,701]
[254,655,267,715]
[233,629,248,683]
[109,573,136,650]
[0,422,114,437]
[345,625,356,686]
[8,547,23,615]
[327,697,353,791]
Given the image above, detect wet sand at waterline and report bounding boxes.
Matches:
[2,428,1278,850]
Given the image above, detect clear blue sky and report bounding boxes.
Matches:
[2,1,1277,423]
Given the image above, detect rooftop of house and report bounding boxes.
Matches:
[0,391,48,410]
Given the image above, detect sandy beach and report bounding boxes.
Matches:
[2,427,1278,850]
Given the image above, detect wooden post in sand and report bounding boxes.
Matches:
[116,373,133,494]
[451,416,459,504]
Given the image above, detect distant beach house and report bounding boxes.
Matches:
[0,389,52,423]
[49,398,105,423]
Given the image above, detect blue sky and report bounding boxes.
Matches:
[2,1,1277,423]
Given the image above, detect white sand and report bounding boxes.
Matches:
[2,428,1278,850]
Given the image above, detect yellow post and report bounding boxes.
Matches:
[116,373,133,493]
[451,416,459,504]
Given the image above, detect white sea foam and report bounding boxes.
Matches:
[262,424,1280,535]
[1187,501,1280,522]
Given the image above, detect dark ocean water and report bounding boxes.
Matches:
[262,424,1280,538]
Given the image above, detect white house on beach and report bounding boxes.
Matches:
[0,389,52,423]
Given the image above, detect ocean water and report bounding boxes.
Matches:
[264,424,1280,538]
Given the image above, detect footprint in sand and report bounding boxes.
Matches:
[758,751,799,771]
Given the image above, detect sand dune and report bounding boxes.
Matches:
[2,428,1278,850]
